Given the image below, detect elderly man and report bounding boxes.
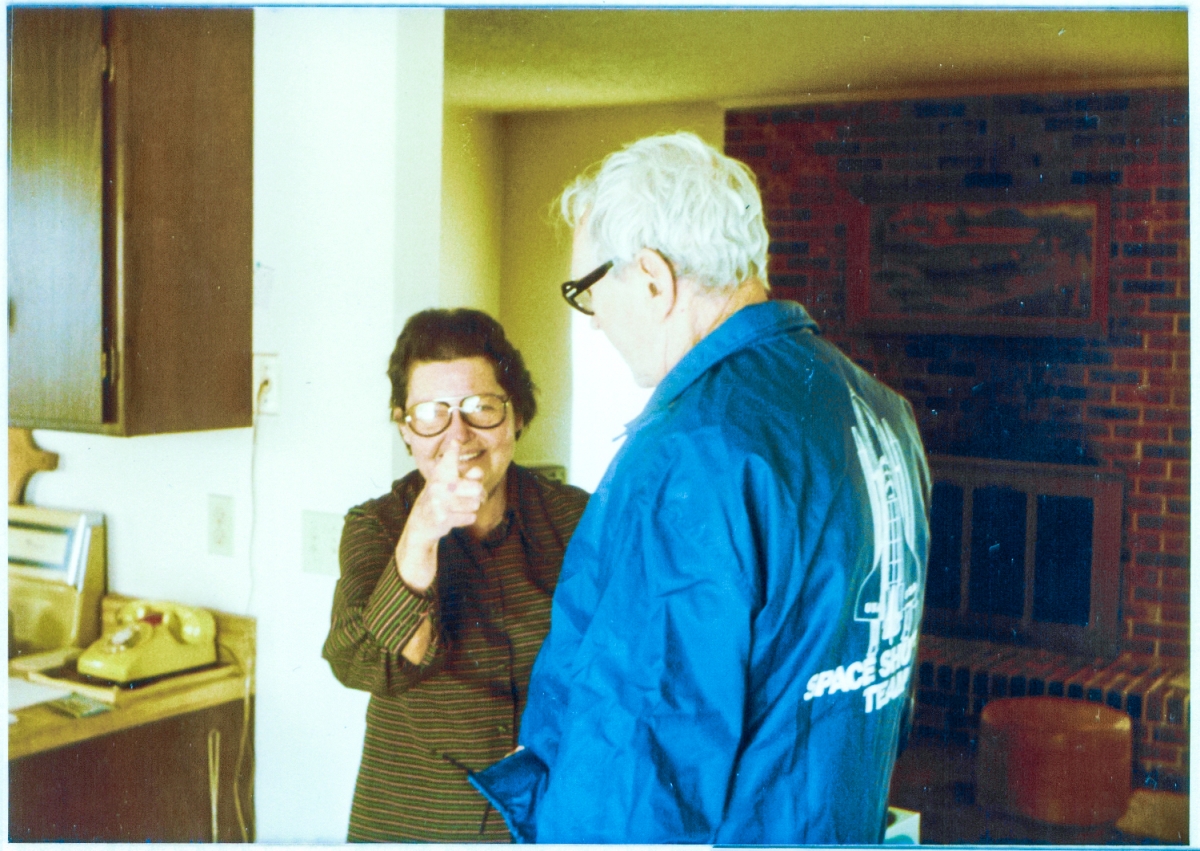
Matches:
[471,132,931,844]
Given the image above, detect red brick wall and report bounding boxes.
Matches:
[727,88,1189,663]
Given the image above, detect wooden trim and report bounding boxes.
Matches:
[8,428,59,505]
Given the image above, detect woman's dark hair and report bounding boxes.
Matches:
[387,308,537,434]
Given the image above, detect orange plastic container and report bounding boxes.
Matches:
[976,696,1132,826]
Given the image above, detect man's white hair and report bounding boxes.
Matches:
[561,132,770,292]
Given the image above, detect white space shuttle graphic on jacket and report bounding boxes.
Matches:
[804,391,925,713]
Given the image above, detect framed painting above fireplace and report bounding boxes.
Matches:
[847,199,1110,337]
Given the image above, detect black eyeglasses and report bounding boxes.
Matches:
[560,260,613,315]
[402,393,509,437]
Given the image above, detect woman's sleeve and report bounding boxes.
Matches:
[321,502,445,697]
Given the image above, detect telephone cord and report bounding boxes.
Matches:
[207,728,221,842]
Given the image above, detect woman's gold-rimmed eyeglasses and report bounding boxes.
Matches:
[402,393,509,437]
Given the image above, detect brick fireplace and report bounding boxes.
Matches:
[728,87,1189,793]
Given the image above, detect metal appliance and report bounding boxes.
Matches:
[9,505,106,656]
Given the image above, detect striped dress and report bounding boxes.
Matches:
[322,464,588,842]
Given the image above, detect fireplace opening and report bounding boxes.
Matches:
[921,455,1123,659]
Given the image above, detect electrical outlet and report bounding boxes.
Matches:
[253,353,280,415]
[208,494,235,557]
[301,510,343,576]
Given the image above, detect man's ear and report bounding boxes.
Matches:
[636,248,677,318]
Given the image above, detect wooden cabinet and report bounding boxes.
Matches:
[10,698,255,842]
[8,8,253,435]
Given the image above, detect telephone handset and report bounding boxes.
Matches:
[76,600,217,684]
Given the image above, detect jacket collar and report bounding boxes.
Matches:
[626,300,819,433]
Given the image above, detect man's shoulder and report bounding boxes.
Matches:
[674,325,920,462]
[730,319,912,413]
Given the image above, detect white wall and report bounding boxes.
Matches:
[27,8,446,842]
[499,103,725,489]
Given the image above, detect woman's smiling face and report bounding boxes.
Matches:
[399,356,519,504]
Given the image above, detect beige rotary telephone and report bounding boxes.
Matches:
[76,600,217,684]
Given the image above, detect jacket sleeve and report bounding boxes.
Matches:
[533,437,762,842]
[321,500,446,697]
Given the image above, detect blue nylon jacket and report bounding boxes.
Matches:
[471,300,931,843]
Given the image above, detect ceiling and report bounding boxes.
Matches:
[443,8,1188,113]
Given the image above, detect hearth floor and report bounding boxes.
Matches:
[888,732,1188,845]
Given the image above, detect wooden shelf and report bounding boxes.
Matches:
[9,670,248,761]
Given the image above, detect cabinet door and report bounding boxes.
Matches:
[9,698,256,842]
[8,8,108,428]
[110,9,253,435]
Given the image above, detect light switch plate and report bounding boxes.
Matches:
[208,494,234,557]
[301,510,343,576]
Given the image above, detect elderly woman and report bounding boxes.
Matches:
[323,308,588,842]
